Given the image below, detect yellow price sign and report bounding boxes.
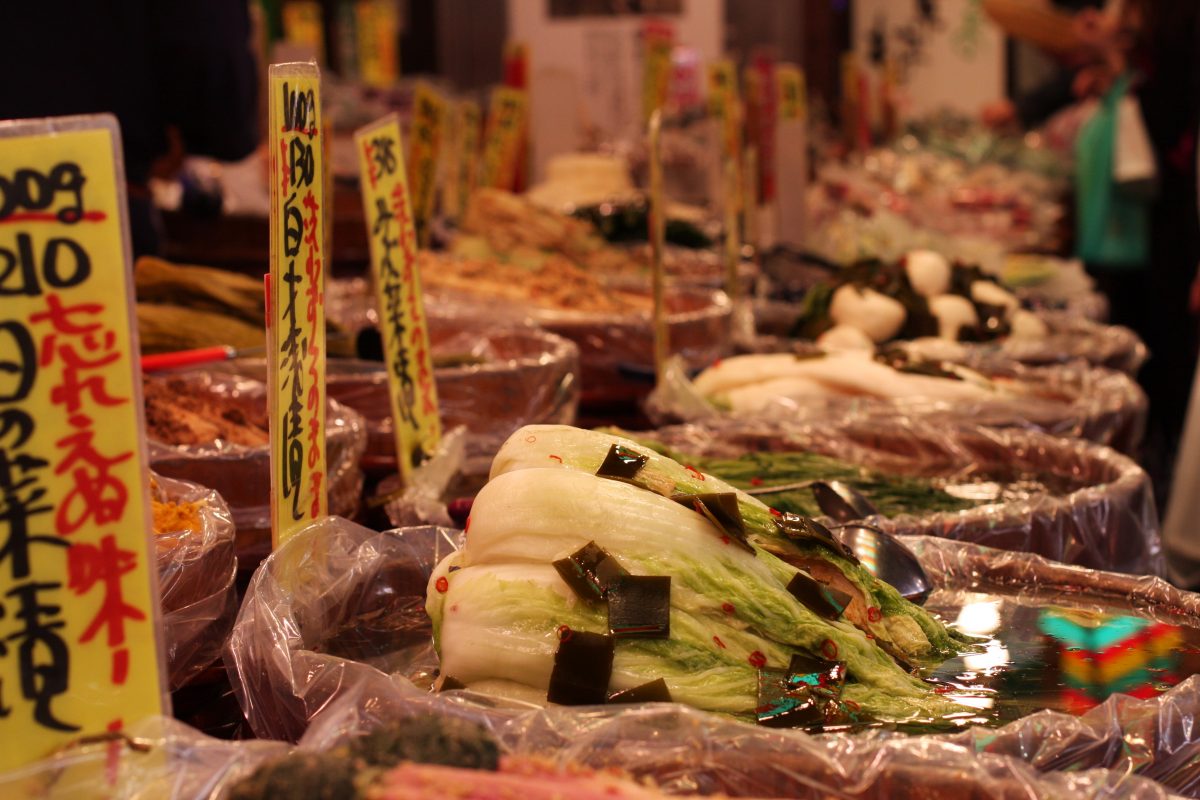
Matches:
[407,82,447,247]
[355,115,441,482]
[706,58,741,161]
[478,86,528,191]
[282,0,326,63]
[0,114,166,773]
[452,100,482,221]
[775,63,806,122]
[355,0,400,88]
[268,62,328,547]
[641,20,675,123]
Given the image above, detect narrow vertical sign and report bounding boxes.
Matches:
[453,100,481,220]
[268,62,327,548]
[775,64,807,123]
[0,114,166,771]
[641,19,675,123]
[355,115,441,483]
[648,109,669,382]
[706,58,741,162]
[407,82,446,247]
[477,86,528,191]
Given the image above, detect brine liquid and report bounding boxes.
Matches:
[897,591,1194,733]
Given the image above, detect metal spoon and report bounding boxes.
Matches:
[811,480,879,522]
[831,523,932,605]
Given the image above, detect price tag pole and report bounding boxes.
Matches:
[267,61,328,548]
[648,109,669,384]
[453,100,482,221]
[0,113,167,773]
[478,86,529,191]
[355,114,441,484]
[722,152,741,304]
[407,81,446,248]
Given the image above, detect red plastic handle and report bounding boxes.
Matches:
[141,346,234,372]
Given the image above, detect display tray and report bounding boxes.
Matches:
[327,276,732,411]
[221,518,1200,799]
[753,301,1146,376]
[648,354,1148,456]
[322,325,580,475]
[643,415,1161,575]
[145,373,367,574]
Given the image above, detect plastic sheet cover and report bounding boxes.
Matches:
[0,716,286,799]
[152,473,238,689]
[145,372,367,564]
[643,415,1162,575]
[646,355,1148,456]
[222,517,1200,799]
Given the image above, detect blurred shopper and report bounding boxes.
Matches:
[0,2,260,257]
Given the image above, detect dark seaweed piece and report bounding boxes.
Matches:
[553,541,630,604]
[786,571,852,620]
[756,668,833,729]
[596,443,650,482]
[607,678,673,704]
[872,636,920,673]
[607,575,671,639]
[228,753,358,800]
[785,653,848,697]
[548,631,614,705]
[775,513,860,563]
[974,302,1012,339]
[345,715,500,771]
[672,492,755,553]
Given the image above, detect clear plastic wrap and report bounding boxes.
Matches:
[647,355,1148,456]
[0,715,287,799]
[222,516,1200,798]
[642,415,1161,575]
[323,325,580,475]
[145,372,367,571]
[152,473,238,689]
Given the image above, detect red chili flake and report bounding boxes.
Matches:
[721,602,736,615]
[769,507,782,518]
[435,576,449,593]
[450,604,459,613]
[712,635,726,649]
[750,476,764,487]
[867,607,882,623]
[548,454,563,463]
[685,465,705,481]
[865,633,875,640]
[820,639,838,660]
[464,516,471,534]
[842,699,861,712]
[557,625,573,642]
[713,359,723,368]
[934,685,955,695]
[748,651,767,668]
[720,535,731,546]
[525,435,537,443]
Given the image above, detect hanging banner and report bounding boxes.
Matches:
[0,114,166,772]
[407,82,447,247]
[641,19,675,123]
[355,115,441,482]
[267,62,327,548]
[478,86,528,191]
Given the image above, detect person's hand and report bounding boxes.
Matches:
[982,99,1018,129]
